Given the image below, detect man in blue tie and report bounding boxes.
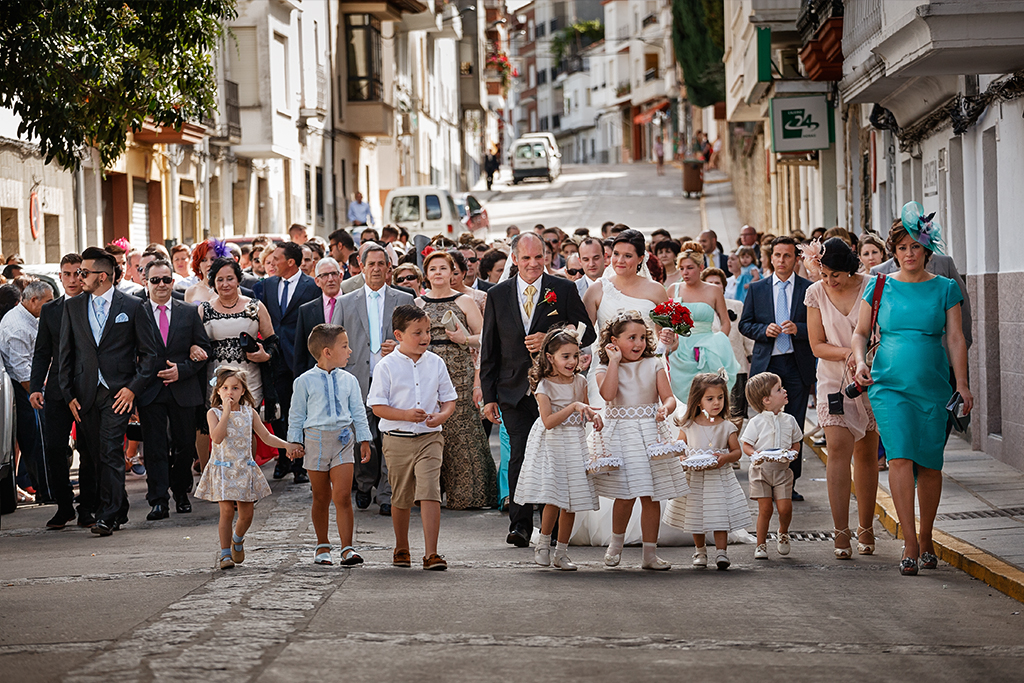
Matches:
[739,236,814,498]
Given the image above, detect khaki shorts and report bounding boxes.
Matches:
[383,432,443,509]
[748,461,794,500]
[303,427,355,472]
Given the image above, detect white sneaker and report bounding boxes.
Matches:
[754,544,768,560]
[535,545,551,567]
[553,553,577,571]
[716,550,731,570]
[777,533,791,556]
[692,549,708,567]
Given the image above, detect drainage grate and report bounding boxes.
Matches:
[935,506,1024,521]
[767,530,838,542]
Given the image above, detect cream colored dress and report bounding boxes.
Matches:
[194,406,272,503]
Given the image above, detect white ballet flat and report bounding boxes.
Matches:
[716,551,731,570]
[692,549,708,567]
[535,546,551,567]
[642,556,671,571]
[553,554,578,571]
[603,551,620,567]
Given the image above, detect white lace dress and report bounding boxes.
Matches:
[194,406,272,503]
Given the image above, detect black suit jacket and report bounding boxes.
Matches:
[58,288,159,411]
[475,278,494,292]
[292,296,327,377]
[254,273,320,372]
[480,273,595,408]
[137,299,212,407]
[30,295,67,401]
[739,275,815,386]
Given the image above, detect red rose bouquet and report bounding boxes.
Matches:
[650,300,694,336]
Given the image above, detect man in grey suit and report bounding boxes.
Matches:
[293,257,345,377]
[575,237,606,297]
[335,244,415,515]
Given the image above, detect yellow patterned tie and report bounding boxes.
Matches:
[523,284,536,318]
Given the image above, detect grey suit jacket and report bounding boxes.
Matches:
[335,285,415,400]
[341,273,365,294]
[872,253,972,348]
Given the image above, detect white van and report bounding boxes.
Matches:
[382,186,465,239]
[511,137,561,184]
[520,132,561,160]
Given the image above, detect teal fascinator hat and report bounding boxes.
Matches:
[900,201,945,255]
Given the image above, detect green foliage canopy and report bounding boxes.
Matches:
[549,20,604,65]
[672,0,725,108]
[0,0,237,171]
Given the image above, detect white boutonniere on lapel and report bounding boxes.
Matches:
[542,288,558,315]
[114,312,129,324]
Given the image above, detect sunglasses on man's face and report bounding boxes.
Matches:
[395,274,419,284]
[77,268,111,278]
[148,276,174,285]
[566,268,584,277]
[465,256,479,263]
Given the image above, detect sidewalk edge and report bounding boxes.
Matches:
[805,437,1024,604]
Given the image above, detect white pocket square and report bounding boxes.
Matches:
[114,312,129,324]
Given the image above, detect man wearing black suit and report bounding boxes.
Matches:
[137,259,211,520]
[59,247,158,536]
[739,235,814,497]
[253,241,320,483]
[481,233,595,547]
[293,257,344,377]
[29,254,86,529]
[699,230,729,271]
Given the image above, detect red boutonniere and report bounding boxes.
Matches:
[543,289,557,305]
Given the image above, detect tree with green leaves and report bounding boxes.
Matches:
[672,0,725,108]
[0,0,237,171]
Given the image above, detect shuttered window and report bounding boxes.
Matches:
[230,26,260,106]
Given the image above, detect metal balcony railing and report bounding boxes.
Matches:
[644,68,658,82]
[843,0,881,57]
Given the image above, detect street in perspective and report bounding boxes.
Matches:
[2,1,1024,682]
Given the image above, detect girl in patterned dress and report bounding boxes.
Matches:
[195,367,298,570]
[515,327,603,571]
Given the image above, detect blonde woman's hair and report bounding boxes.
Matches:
[596,311,656,365]
[678,371,730,426]
[745,372,781,413]
[210,366,256,409]
[677,240,704,269]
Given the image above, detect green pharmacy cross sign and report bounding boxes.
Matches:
[770,95,833,152]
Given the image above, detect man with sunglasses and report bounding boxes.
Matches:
[59,247,159,536]
[30,254,86,529]
[136,259,211,521]
[459,246,492,292]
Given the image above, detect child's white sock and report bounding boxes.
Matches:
[537,533,552,549]
[607,532,625,557]
[642,542,659,564]
[554,541,569,556]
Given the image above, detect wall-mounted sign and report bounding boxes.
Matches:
[923,159,938,197]
[769,95,833,152]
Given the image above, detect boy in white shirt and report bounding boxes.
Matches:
[740,372,802,560]
[367,305,457,570]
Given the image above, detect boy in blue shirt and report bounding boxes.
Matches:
[288,324,372,566]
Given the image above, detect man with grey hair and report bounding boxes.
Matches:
[335,243,415,515]
[293,256,346,376]
[340,241,386,294]
[0,279,54,502]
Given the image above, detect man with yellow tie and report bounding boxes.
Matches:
[480,233,596,548]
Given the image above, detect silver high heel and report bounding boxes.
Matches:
[833,528,853,559]
[857,526,876,555]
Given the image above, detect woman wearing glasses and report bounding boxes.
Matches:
[391,264,423,294]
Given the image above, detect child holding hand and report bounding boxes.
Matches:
[288,324,373,567]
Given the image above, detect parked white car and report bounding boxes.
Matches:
[383,186,465,239]
[511,138,561,184]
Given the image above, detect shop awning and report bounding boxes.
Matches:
[633,101,669,125]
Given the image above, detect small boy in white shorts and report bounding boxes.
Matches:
[288,323,372,566]
[741,372,802,560]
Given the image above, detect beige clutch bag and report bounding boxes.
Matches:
[441,310,469,344]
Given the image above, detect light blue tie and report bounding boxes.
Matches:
[93,297,108,340]
[775,280,792,353]
[368,290,381,354]
[279,278,291,311]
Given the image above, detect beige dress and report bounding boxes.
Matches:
[663,421,750,532]
[804,279,876,441]
[194,406,272,502]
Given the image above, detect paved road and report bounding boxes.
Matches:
[479,163,706,240]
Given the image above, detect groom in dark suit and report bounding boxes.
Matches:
[481,233,595,547]
[59,247,158,535]
[254,241,320,483]
[137,259,211,520]
[739,235,814,496]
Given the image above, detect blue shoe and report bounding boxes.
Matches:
[130,458,146,476]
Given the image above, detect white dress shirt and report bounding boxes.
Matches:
[0,304,39,383]
[278,270,302,310]
[367,349,458,434]
[149,298,172,326]
[364,283,387,374]
[516,274,542,332]
[740,410,803,451]
[771,272,795,356]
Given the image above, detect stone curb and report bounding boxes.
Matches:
[806,436,1024,604]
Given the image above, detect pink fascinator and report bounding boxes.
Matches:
[798,239,825,278]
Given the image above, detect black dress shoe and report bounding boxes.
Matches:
[92,519,114,536]
[175,495,192,514]
[147,504,169,521]
[791,490,805,502]
[293,471,309,484]
[355,490,372,509]
[77,511,96,528]
[46,509,77,529]
[379,503,392,517]
[506,530,530,548]
[272,462,290,480]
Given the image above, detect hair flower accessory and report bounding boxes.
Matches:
[110,237,132,252]
[798,239,824,279]
[421,245,436,258]
[208,238,231,259]
[900,201,946,255]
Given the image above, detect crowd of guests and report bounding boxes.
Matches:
[2,204,971,575]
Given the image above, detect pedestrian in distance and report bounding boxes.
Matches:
[368,305,458,571]
[590,312,689,571]
[664,372,749,570]
[514,327,603,572]
[740,372,802,560]
[196,366,299,570]
[287,324,372,567]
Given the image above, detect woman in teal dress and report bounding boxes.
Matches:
[666,243,740,403]
[852,203,972,577]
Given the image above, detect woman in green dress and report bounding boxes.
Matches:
[852,203,973,576]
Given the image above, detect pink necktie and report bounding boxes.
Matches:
[326,296,336,323]
[158,304,169,345]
